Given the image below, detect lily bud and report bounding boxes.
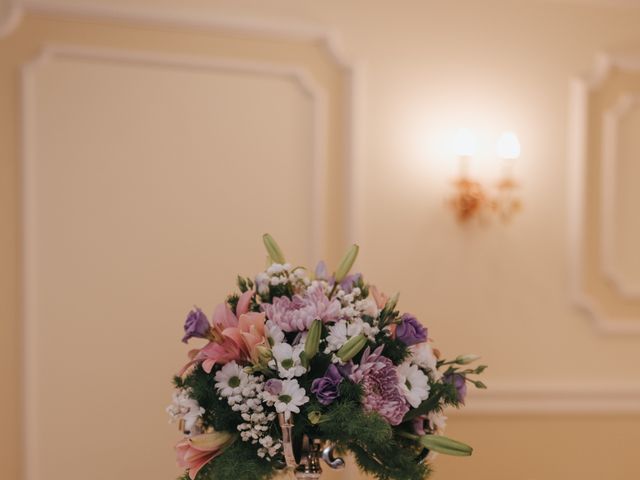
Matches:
[262,233,286,264]
[384,292,400,313]
[334,244,359,283]
[256,345,273,364]
[336,334,367,362]
[455,354,481,365]
[304,319,323,361]
[419,435,473,457]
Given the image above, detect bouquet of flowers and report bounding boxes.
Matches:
[168,235,486,480]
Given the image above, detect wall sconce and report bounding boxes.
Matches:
[448,129,522,223]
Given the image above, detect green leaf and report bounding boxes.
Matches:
[419,435,473,456]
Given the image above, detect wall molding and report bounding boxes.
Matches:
[460,383,640,414]
[568,53,640,334]
[601,93,640,299]
[0,0,22,38]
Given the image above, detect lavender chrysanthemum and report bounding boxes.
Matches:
[262,284,340,332]
[351,347,409,425]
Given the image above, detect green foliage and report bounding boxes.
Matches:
[318,402,428,480]
[339,380,363,403]
[259,283,293,303]
[317,400,392,448]
[236,275,254,293]
[374,333,410,365]
[226,293,240,314]
[196,440,278,480]
[180,365,240,432]
[349,437,431,480]
[403,380,459,422]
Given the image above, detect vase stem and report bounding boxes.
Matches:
[277,413,298,470]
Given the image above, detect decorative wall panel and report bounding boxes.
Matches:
[570,54,640,333]
[1,12,354,480]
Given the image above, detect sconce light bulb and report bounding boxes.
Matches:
[453,128,478,157]
[497,131,521,160]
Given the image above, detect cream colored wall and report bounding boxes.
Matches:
[3,0,640,479]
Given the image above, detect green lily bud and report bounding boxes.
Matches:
[419,435,473,456]
[472,380,487,389]
[262,233,286,264]
[336,334,367,362]
[304,319,323,361]
[308,411,322,425]
[455,354,481,365]
[299,351,310,369]
[334,244,359,283]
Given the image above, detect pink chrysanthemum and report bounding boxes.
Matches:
[262,284,340,332]
[351,347,409,426]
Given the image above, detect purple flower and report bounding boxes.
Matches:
[339,273,361,293]
[444,373,467,404]
[181,308,211,343]
[311,364,343,405]
[351,347,409,425]
[396,314,427,346]
[315,261,329,281]
[412,416,427,436]
[264,378,283,396]
[336,361,355,379]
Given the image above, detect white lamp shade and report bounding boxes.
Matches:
[453,128,478,157]
[496,131,521,160]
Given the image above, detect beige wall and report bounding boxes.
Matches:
[3,1,640,479]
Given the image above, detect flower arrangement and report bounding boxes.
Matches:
[168,235,486,480]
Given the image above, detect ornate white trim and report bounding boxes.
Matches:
[601,93,640,298]
[6,0,363,247]
[20,0,353,68]
[569,54,640,334]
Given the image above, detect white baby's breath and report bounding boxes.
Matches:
[166,390,205,433]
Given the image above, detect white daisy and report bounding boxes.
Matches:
[166,391,205,433]
[409,342,441,380]
[214,361,249,397]
[273,379,309,419]
[265,320,285,346]
[397,361,431,408]
[270,343,306,379]
[325,320,363,352]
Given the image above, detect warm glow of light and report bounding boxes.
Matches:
[453,128,478,157]
[496,131,521,160]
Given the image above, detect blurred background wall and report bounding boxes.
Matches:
[2,1,640,479]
